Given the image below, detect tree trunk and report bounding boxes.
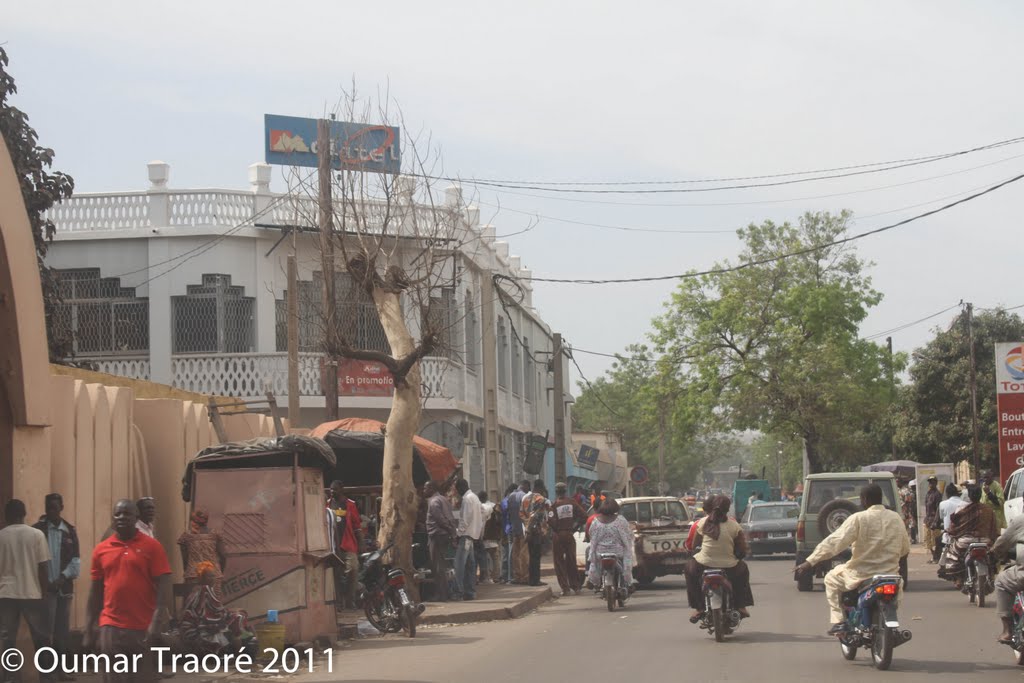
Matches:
[373,288,422,596]
[804,430,824,474]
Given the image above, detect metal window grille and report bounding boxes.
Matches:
[424,288,457,360]
[511,328,523,395]
[497,318,509,388]
[172,274,255,353]
[274,272,390,354]
[523,337,535,400]
[221,513,269,552]
[464,290,479,369]
[53,269,149,356]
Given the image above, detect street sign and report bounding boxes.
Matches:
[577,444,599,470]
[264,114,401,174]
[996,342,1024,483]
[630,465,649,485]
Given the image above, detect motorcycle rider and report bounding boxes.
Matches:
[586,498,634,591]
[795,484,910,635]
[941,485,998,583]
[684,494,754,623]
[991,501,1024,643]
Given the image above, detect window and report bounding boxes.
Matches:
[53,269,149,356]
[424,288,457,359]
[749,504,799,521]
[497,318,509,388]
[274,272,389,354]
[805,480,897,514]
[464,290,479,370]
[511,328,523,395]
[1007,472,1021,501]
[173,274,254,353]
[620,503,637,522]
[523,337,535,400]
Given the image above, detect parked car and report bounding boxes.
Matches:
[617,496,694,586]
[794,472,906,592]
[741,501,799,557]
[1004,466,1024,529]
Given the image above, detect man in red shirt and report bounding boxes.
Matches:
[84,499,171,683]
[326,481,364,611]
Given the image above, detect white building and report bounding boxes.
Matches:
[45,161,583,495]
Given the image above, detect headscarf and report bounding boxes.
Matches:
[190,509,209,534]
[702,495,732,541]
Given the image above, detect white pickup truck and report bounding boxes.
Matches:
[1005,467,1024,528]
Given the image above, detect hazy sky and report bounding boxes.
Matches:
[6,1,1024,387]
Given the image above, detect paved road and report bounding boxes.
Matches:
[313,550,1024,682]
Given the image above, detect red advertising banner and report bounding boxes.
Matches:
[335,358,394,397]
[995,343,1024,484]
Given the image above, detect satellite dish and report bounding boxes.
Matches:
[419,421,465,460]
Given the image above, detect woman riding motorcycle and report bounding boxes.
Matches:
[586,498,635,589]
[684,494,754,622]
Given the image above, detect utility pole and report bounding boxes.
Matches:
[887,336,896,459]
[317,118,339,421]
[287,253,299,426]
[553,333,566,485]
[967,302,981,479]
[657,408,667,494]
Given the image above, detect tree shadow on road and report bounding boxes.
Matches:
[862,659,1019,675]
[341,631,483,651]
[727,630,832,644]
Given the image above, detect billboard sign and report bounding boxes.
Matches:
[321,358,395,397]
[577,444,600,470]
[995,342,1024,484]
[264,114,401,174]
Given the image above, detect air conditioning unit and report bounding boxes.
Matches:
[459,420,474,444]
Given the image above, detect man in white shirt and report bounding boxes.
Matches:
[453,479,483,601]
[0,499,54,683]
[937,484,967,575]
[796,484,911,634]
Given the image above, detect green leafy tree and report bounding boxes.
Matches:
[652,211,900,473]
[893,308,1024,469]
[0,47,75,361]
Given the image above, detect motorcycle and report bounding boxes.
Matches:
[1003,589,1024,665]
[359,542,424,637]
[836,574,912,671]
[964,542,994,607]
[598,553,629,612]
[696,569,741,642]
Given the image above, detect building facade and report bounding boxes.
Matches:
[45,161,576,496]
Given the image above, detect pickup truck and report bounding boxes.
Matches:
[617,496,694,586]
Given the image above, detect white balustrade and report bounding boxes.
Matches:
[79,357,151,381]
[167,191,256,227]
[420,357,465,402]
[48,193,151,232]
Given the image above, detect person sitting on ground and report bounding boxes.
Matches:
[684,495,754,622]
[586,499,635,591]
[179,561,253,654]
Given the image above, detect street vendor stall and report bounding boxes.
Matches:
[180,435,337,644]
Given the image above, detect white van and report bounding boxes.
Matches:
[1004,467,1024,528]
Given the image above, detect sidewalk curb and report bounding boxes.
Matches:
[418,586,554,626]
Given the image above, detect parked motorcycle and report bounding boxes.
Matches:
[598,553,629,612]
[696,569,741,642]
[359,542,424,637]
[836,574,912,670]
[964,542,995,607]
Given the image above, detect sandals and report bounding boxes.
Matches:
[689,612,704,624]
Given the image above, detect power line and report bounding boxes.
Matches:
[423,134,1024,192]
[862,304,963,341]
[567,344,625,419]
[522,172,1024,285]
[470,153,1024,208]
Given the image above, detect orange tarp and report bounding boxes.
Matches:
[309,418,459,483]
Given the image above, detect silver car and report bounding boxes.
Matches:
[740,502,799,557]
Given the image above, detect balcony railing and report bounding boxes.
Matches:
[79,353,464,403]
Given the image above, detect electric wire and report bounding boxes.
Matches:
[522,172,1024,285]
[419,134,1024,189]
[862,304,963,341]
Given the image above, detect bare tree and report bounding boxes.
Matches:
[283,91,471,579]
